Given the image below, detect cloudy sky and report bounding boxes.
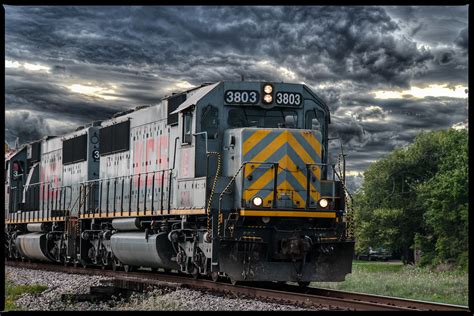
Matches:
[4,6,468,192]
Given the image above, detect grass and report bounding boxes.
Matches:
[5,281,48,311]
[311,260,468,306]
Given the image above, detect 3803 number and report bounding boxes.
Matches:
[276,92,301,106]
[224,90,259,104]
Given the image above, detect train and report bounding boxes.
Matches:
[5,81,354,285]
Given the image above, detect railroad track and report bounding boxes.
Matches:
[5,260,470,312]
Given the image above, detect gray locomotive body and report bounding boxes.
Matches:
[5,81,354,284]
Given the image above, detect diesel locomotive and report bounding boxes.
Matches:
[5,81,354,285]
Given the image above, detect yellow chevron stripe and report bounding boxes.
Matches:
[279,154,320,202]
[287,132,315,164]
[244,131,290,178]
[263,180,305,208]
[309,164,321,181]
[300,131,321,157]
[243,166,275,200]
[244,160,320,207]
[243,130,272,155]
[248,131,289,164]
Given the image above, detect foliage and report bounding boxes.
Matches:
[312,260,468,306]
[353,128,468,268]
[5,280,48,311]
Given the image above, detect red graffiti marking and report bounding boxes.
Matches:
[133,140,143,187]
[146,138,155,186]
[182,148,189,177]
[180,191,190,206]
[161,135,169,169]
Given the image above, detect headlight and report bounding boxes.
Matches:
[263,84,273,94]
[318,198,329,208]
[263,94,273,103]
[253,196,263,206]
[262,216,270,224]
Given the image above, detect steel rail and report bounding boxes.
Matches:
[4,260,470,312]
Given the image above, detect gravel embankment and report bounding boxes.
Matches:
[6,266,323,311]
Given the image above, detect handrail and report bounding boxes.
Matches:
[21,182,73,213]
[241,161,279,209]
[79,168,174,184]
[306,162,346,208]
[79,168,174,216]
[220,160,346,211]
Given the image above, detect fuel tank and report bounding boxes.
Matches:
[15,233,53,262]
[110,232,178,270]
[111,218,141,231]
[27,223,46,232]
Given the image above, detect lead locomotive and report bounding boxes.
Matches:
[5,81,354,285]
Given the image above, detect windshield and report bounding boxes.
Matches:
[227,108,298,128]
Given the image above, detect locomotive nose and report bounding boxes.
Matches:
[238,128,322,209]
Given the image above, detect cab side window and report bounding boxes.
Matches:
[305,110,317,130]
[305,107,327,163]
[201,105,219,139]
[305,108,325,136]
[182,111,193,144]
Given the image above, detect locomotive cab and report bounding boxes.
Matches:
[197,82,354,282]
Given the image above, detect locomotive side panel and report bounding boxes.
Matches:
[97,103,177,216]
[39,137,62,219]
[62,127,100,217]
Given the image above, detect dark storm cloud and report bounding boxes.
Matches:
[326,94,467,176]
[6,6,436,88]
[5,6,468,191]
[5,110,52,144]
[5,70,120,123]
[455,27,468,50]
[385,6,468,46]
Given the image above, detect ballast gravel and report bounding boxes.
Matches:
[6,266,323,311]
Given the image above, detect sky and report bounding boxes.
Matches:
[4,6,469,192]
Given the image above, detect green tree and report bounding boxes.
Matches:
[415,129,468,268]
[354,128,468,268]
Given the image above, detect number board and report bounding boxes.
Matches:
[92,150,100,161]
[224,90,259,104]
[275,92,302,106]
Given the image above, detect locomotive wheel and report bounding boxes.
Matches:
[80,259,88,269]
[112,260,119,271]
[211,272,219,283]
[298,281,310,287]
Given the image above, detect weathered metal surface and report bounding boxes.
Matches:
[218,241,355,282]
[111,218,142,231]
[110,232,179,270]
[15,233,52,262]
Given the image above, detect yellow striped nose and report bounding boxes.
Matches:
[241,129,322,209]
